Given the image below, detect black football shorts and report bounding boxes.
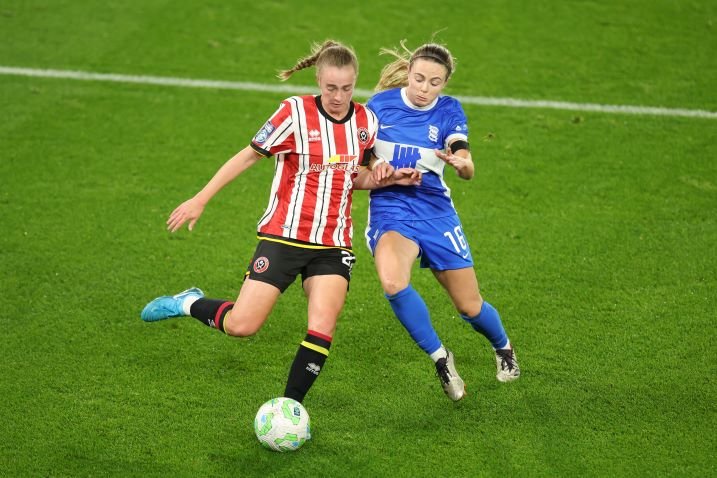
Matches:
[245,238,356,292]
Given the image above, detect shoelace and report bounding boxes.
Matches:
[496,349,515,372]
[435,358,452,384]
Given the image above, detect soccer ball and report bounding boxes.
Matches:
[254,397,311,452]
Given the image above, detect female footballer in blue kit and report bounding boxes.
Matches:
[365,41,520,401]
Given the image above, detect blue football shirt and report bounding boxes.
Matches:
[367,87,469,220]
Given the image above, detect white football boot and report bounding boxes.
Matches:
[495,346,521,382]
[435,350,466,401]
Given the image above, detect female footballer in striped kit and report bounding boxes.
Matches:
[141,40,418,404]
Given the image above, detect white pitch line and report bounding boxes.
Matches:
[1,65,715,119]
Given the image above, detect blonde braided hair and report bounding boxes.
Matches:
[277,39,358,81]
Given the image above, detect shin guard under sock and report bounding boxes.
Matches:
[461,301,508,349]
[284,330,332,403]
[189,298,233,333]
[386,285,442,355]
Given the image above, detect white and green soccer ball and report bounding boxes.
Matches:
[254,397,311,452]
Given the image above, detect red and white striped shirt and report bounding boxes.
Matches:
[250,95,377,248]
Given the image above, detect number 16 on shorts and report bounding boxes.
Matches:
[443,225,474,263]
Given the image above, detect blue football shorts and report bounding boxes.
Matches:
[364,214,474,270]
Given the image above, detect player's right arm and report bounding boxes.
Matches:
[167,146,263,232]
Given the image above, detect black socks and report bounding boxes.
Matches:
[284,330,332,403]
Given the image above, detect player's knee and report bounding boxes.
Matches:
[224,321,260,337]
[457,297,483,318]
[381,277,409,296]
[223,311,262,337]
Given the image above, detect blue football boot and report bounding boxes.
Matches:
[141,287,204,322]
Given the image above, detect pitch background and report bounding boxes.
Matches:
[1,1,715,476]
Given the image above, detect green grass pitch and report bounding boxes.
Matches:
[1,1,715,476]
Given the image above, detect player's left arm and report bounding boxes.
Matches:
[354,163,421,190]
[435,139,474,180]
[355,151,421,189]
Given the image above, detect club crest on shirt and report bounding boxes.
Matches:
[428,125,439,142]
[357,127,370,145]
[253,121,275,145]
[253,256,270,273]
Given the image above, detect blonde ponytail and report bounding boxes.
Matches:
[375,40,456,92]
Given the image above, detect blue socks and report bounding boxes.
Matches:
[386,286,509,354]
[462,301,509,349]
[386,285,442,355]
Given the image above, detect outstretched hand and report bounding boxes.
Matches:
[167,197,205,232]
